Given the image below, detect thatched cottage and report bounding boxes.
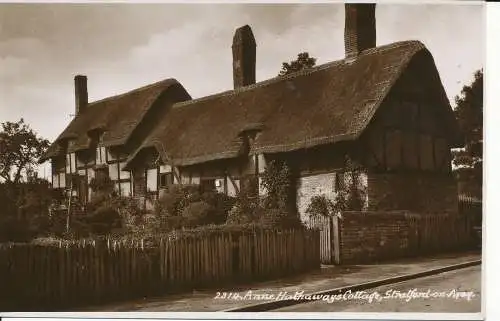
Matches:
[41,4,463,220]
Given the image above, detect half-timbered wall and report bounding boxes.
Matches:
[358,67,457,213]
[51,139,133,204]
[131,152,268,203]
[362,99,451,173]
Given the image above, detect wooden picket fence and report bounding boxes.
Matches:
[0,242,160,310]
[0,228,320,311]
[160,229,320,288]
[411,214,474,254]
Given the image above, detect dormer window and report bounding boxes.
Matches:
[65,152,77,174]
[96,146,106,165]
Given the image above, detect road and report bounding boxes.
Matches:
[274,265,481,313]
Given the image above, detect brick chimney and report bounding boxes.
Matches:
[344,3,376,58]
[232,25,256,89]
[74,75,88,115]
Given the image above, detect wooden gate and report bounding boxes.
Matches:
[308,216,339,265]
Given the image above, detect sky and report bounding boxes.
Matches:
[0,2,484,163]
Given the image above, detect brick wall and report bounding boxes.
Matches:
[366,172,458,214]
[338,211,474,264]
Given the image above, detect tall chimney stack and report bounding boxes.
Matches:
[232,25,256,89]
[344,3,376,58]
[74,75,88,115]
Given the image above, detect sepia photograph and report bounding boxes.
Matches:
[0,0,484,318]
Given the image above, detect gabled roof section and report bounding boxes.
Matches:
[41,78,190,162]
[135,40,456,167]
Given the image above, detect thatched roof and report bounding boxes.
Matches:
[41,79,190,161]
[134,40,461,167]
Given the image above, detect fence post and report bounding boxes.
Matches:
[332,215,341,265]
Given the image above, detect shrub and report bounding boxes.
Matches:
[169,220,308,239]
[306,195,334,218]
[200,190,236,224]
[79,193,138,236]
[226,185,260,225]
[181,201,217,228]
[155,185,201,218]
[261,160,294,211]
[84,205,122,235]
[226,204,255,225]
[0,181,52,241]
[258,159,302,227]
[154,185,235,230]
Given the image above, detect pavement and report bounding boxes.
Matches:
[84,250,481,312]
[276,265,481,313]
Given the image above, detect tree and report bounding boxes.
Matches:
[279,52,317,76]
[0,119,50,184]
[452,69,483,199]
[452,70,483,172]
[259,159,302,228]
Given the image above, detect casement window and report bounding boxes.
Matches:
[159,172,174,188]
[146,168,158,192]
[158,164,173,189]
[65,153,77,174]
[96,146,107,165]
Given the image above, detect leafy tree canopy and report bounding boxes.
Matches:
[452,69,483,171]
[279,52,317,76]
[0,118,50,184]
